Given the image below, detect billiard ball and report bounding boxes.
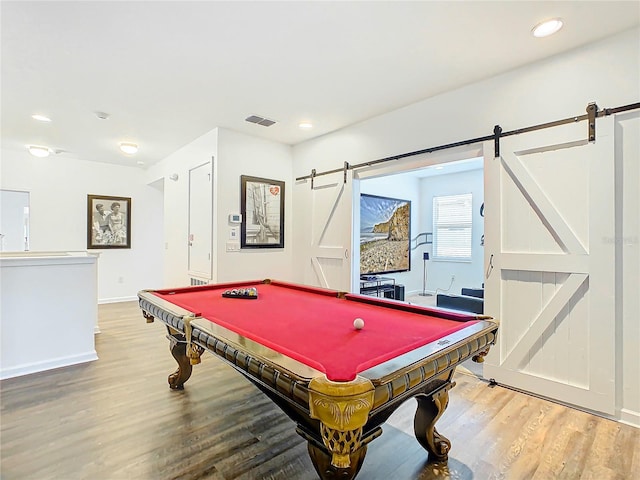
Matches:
[353,318,365,330]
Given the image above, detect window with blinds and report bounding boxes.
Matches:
[432,193,473,261]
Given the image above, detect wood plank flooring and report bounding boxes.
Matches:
[1,301,638,479]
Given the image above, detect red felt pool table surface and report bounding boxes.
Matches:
[151,280,482,382]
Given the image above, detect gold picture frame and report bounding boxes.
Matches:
[87,194,131,249]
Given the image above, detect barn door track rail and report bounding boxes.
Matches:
[297,101,640,187]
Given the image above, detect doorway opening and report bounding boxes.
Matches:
[352,155,484,311]
[0,189,30,251]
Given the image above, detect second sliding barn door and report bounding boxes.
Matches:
[306,170,354,292]
[483,117,616,415]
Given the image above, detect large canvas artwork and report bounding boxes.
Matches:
[360,194,411,275]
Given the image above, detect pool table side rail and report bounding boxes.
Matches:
[138,290,324,379]
[344,293,492,322]
[150,278,342,300]
[364,323,497,412]
[139,291,320,415]
[139,291,498,419]
[360,320,497,384]
[139,290,199,322]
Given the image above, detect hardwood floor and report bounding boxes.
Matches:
[1,301,638,479]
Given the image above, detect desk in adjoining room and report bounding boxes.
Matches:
[0,251,99,379]
[359,276,400,299]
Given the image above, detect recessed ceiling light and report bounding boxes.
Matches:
[95,111,110,120]
[299,122,313,129]
[532,18,563,38]
[32,114,51,122]
[137,161,145,166]
[435,166,444,170]
[27,145,50,157]
[119,142,138,155]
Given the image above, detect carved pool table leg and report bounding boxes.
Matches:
[142,310,154,323]
[306,376,375,478]
[167,335,193,390]
[414,382,454,462]
[472,347,490,363]
[307,442,367,480]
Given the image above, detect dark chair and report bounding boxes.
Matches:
[461,288,484,299]
[436,293,484,314]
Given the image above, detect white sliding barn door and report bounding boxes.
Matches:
[484,118,616,415]
[307,171,353,291]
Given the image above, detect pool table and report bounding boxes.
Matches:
[138,279,498,480]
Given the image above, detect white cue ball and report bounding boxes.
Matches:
[353,318,365,330]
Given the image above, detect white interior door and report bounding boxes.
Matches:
[307,170,354,291]
[0,190,30,251]
[484,117,616,415]
[188,162,212,280]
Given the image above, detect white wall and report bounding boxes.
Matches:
[145,128,218,287]
[1,253,98,379]
[0,148,164,302]
[618,111,640,427]
[145,127,294,286]
[419,168,484,295]
[292,28,639,178]
[215,129,293,282]
[291,28,639,425]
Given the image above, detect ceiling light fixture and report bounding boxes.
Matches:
[119,142,138,155]
[95,111,110,120]
[299,122,313,129]
[32,114,51,122]
[27,145,50,157]
[532,18,563,38]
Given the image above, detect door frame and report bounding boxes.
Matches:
[350,144,484,293]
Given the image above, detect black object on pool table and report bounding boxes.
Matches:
[222,287,258,299]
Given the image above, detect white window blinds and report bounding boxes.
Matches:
[433,193,472,260]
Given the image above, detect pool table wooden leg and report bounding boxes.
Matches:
[306,376,375,478]
[307,441,367,480]
[167,333,202,390]
[413,381,454,462]
[167,335,191,390]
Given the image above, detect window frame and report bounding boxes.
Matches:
[432,193,473,262]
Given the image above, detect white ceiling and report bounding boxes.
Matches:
[2,1,638,168]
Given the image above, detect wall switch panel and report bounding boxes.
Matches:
[226,241,240,252]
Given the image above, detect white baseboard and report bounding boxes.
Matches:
[0,351,98,380]
[406,289,435,297]
[98,295,137,304]
[619,408,640,429]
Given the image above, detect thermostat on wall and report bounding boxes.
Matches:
[228,213,242,224]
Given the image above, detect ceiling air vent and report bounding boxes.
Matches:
[245,115,276,127]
